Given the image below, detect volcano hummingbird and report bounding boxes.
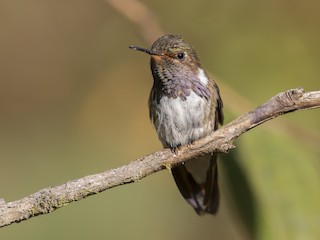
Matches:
[130,34,223,215]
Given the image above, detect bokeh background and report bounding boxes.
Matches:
[1,0,319,239]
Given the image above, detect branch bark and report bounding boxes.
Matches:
[0,87,319,228]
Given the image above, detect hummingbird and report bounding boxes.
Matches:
[130,34,223,215]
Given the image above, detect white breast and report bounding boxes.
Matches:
[154,91,211,147]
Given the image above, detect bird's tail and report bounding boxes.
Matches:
[172,154,219,215]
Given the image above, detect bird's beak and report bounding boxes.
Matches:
[129,46,162,56]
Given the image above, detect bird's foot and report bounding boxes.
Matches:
[171,145,181,155]
[186,140,196,150]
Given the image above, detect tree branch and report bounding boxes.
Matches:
[0,87,319,228]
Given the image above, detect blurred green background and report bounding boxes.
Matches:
[0,0,319,239]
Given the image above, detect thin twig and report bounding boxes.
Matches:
[106,0,164,44]
[0,88,319,228]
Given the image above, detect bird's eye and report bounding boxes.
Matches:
[177,52,185,60]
